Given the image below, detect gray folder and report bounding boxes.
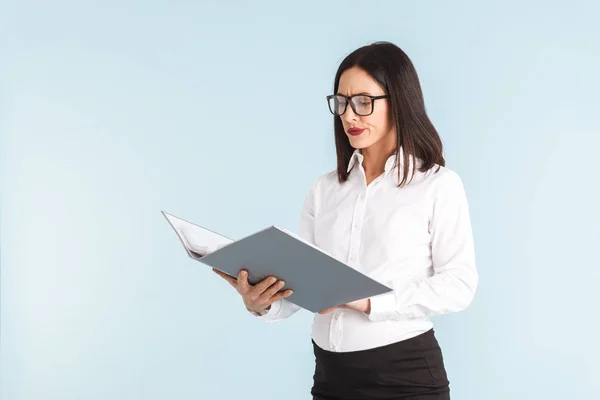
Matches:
[162,211,392,313]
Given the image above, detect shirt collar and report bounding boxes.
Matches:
[346,148,403,175]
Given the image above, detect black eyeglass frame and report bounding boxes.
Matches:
[326,94,389,116]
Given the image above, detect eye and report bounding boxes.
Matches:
[358,98,372,107]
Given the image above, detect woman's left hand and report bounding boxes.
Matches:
[318,298,371,315]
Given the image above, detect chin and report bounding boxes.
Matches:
[347,136,373,149]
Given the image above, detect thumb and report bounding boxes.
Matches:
[318,306,338,314]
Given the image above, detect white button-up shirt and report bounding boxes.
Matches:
[256,149,478,352]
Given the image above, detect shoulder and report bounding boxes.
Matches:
[421,164,470,206]
[300,169,337,208]
[424,165,465,190]
[306,169,338,194]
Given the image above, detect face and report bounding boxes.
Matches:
[335,66,395,151]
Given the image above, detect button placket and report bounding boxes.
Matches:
[337,313,343,351]
[330,311,341,351]
[348,190,367,267]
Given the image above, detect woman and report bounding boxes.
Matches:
[213,41,478,400]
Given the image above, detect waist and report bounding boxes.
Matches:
[312,327,439,366]
[311,310,433,353]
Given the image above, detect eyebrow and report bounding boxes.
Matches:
[335,91,373,96]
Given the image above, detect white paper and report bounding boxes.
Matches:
[162,211,233,257]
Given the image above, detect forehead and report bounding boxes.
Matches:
[337,66,385,95]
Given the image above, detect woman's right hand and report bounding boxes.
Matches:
[212,268,293,314]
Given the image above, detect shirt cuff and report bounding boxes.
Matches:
[367,292,397,321]
[251,299,282,320]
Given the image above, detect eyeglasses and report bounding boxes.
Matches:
[326,94,389,116]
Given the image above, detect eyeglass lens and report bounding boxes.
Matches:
[328,95,373,116]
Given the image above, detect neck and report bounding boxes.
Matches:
[361,135,397,177]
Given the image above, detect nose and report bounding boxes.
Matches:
[342,103,359,124]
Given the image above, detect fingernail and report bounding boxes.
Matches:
[279,281,285,286]
[269,277,276,283]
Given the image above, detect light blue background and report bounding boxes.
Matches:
[1,1,599,399]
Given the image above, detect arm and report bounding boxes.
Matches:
[251,178,320,322]
[368,170,479,322]
[252,296,301,322]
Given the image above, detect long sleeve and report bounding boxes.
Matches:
[368,170,478,322]
[252,178,320,322]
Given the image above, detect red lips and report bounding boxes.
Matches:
[347,128,365,136]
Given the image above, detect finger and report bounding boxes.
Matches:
[253,275,278,295]
[318,306,338,314]
[258,279,285,302]
[212,269,237,288]
[270,288,294,303]
[237,269,251,293]
[212,268,234,281]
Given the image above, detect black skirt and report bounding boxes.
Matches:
[311,329,450,400]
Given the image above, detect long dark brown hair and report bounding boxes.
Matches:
[332,41,445,186]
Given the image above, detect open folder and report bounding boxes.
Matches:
[162,211,392,313]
